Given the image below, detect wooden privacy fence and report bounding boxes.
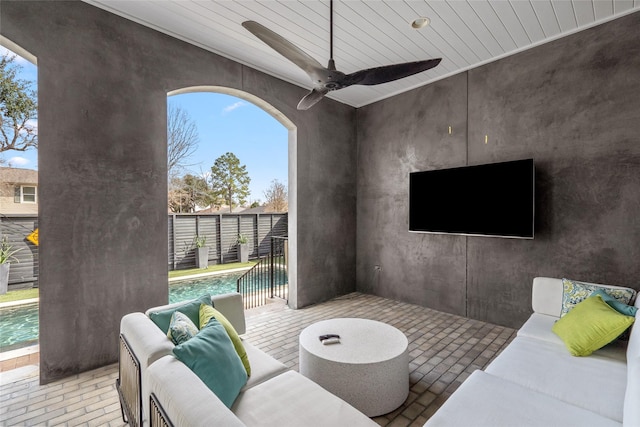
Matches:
[169,213,288,270]
[0,213,288,286]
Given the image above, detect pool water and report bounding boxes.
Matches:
[0,272,245,352]
[168,272,242,304]
[0,303,39,352]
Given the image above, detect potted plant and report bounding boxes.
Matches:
[0,236,21,295]
[194,235,209,269]
[237,234,249,263]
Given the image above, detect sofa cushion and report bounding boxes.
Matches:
[518,313,627,361]
[552,295,635,356]
[485,336,627,422]
[146,355,246,427]
[200,304,251,376]
[241,342,288,391]
[173,319,248,408]
[167,311,199,345]
[232,371,378,427]
[424,370,621,427]
[148,294,213,333]
[561,278,636,317]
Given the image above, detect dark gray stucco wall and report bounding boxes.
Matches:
[357,12,640,328]
[1,0,356,383]
[357,73,469,316]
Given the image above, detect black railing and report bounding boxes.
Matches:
[237,236,288,309]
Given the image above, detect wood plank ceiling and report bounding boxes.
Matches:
[86,0,640,108]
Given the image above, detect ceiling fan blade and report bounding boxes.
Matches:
[297,88,329,110]
[242,21,326,79]
[340,59,442,87]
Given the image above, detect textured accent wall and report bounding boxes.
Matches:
[357,12,640,328]
[1,0,356,383]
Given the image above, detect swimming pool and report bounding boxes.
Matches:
[0,302,39,352]
[0,271,246,352]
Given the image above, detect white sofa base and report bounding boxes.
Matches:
[119,293,377,427]
[425,277,639,427]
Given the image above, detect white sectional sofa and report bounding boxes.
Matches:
[116,292,377,427]
[425,277,639,427]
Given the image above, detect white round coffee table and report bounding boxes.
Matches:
[299,318,409,417]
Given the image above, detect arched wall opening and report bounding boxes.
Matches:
[168,86,298,307]
[2,1,357,385]
[0,37,40,365]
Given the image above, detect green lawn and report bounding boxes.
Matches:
[0,288,39,304]
[0,262,257,303]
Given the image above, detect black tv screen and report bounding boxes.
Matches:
[409,159,534,239]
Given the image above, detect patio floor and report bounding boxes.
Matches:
[0,292,516,426]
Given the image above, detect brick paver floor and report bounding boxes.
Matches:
[0,292,516,426]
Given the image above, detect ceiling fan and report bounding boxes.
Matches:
[242,0,442,110]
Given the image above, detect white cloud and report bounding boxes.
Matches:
[8,157,30,167]
[17,119,38,137]
[222,101,247,114]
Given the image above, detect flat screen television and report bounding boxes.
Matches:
[409,159,534,239]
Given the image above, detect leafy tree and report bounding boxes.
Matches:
[168,174,215,213]
[264,179,288,212]
[0,53,37,153]
[210,152,251,213]
[167,105,199,180]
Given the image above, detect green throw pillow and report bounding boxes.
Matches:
[173,319,248,408]
[167,311,199,345]
[552,294,635,356]
[148,294,213,333]
[200,304,251,377]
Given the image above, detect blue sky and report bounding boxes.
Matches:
[1,46,288,204]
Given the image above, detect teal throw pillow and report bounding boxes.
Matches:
[148,294,212,333]
[167,311,199,345]
[173,319,248,408]
[591,289,637,317]
[561,278,636,317]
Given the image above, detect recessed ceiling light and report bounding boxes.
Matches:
[411,17,431,29]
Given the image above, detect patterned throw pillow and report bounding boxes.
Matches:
[167,311,199,345]
[561,278,636,317]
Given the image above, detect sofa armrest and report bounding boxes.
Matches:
[147,355,247,427]
[121,312,174,370]
[120,312,175,427]
[531,277,563,317]
[211,292,246,335]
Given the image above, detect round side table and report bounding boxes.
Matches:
[299,318,409,417]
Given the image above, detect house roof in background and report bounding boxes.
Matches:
[0,167,38,185]
[85,0,640,108]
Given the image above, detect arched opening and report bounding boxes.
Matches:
[0,39,39,373]
[167,86,298,308]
